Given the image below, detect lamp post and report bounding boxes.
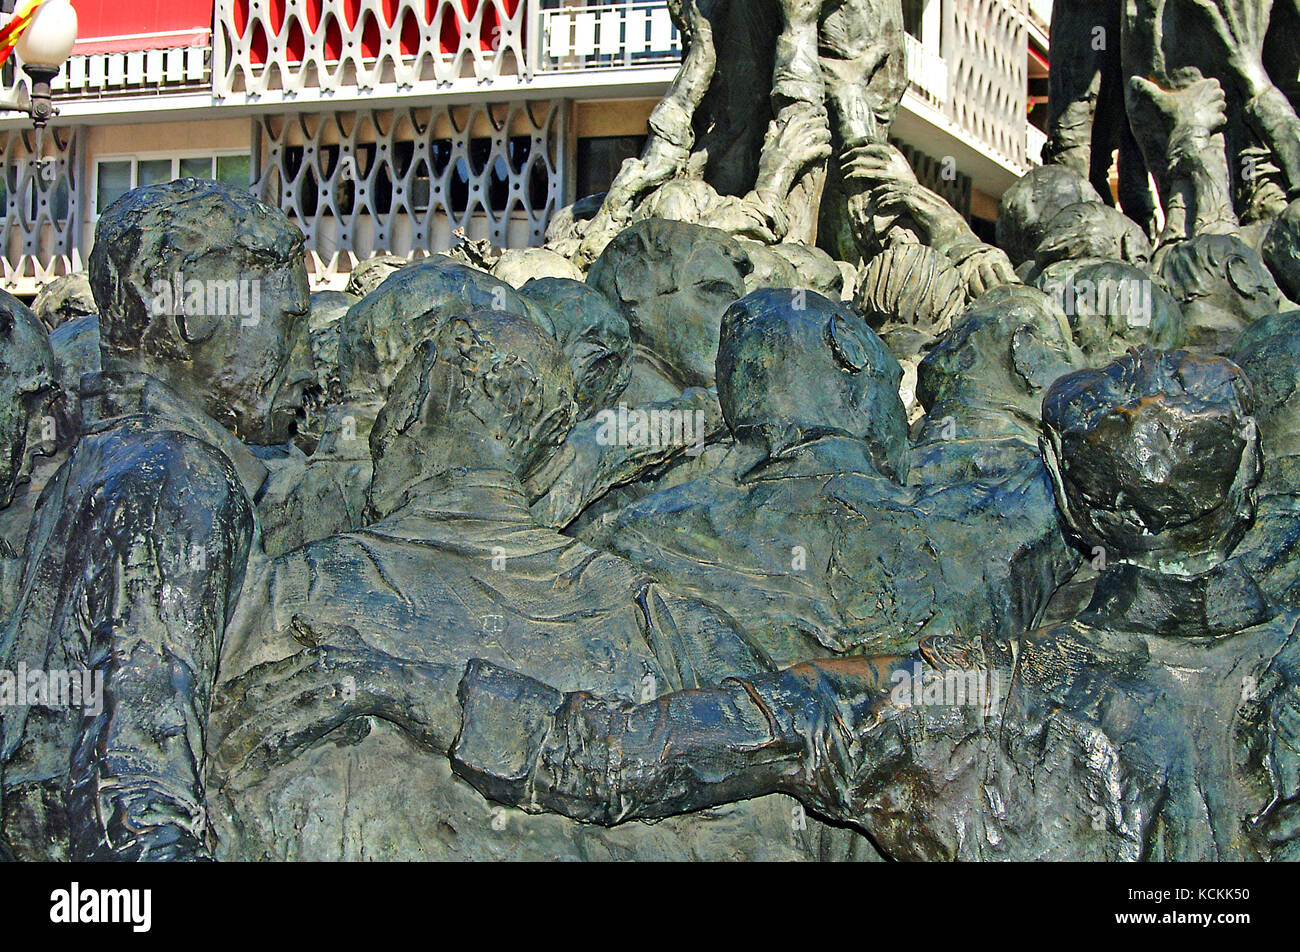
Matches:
[0,0,78,127]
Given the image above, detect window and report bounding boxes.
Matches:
[96,161,133,214]
[576,135,645,201]
[94,153,254,215]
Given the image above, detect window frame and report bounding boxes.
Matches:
[92,148,254,218]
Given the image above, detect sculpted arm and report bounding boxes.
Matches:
[449,655,915,830]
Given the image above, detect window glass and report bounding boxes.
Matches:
[96,160,133,214]
[216,154,251,188]
[179,157,213,179]
[52,178,70,221]
[137,159,173,188]
[575,136,644,201]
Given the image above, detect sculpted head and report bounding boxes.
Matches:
[996,165,1104,266]
[1262,199,1300,303]
[1042,349,1260,573]
[917,285,1084,424]
[1157,234,1283,355]
[1231,310,1300,460]
[716,289,908,481]
[1035,259,1184,362]
[89,179,312,445]
[520,277,632,417]
[0,292,57,507]
[368,309,578,518]
[338,256,550,408]
[1032,202,1152,272]
[588,219,752,391]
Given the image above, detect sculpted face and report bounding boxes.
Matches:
[589,220,751,392]
[641,241,747,389]
[1035,259,1185,362]
[0,293,57,507]
[1042,349,1260,571]
[90,179,313,446]
[181,245,313,446]
[717,288,909,480]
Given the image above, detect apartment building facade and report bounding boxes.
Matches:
[1,0,1050,295]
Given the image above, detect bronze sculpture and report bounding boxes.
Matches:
[5,1,1300,864]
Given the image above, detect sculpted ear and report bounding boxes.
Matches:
[1226,254,1275,303]
[828,310,871,372]
[1011,323,1077,393]
[172,280,222,344]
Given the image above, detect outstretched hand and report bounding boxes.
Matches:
[1185,0,1274,96]
[211,616,456,792]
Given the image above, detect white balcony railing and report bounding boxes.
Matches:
[902,32,948,106]
[538,2,680,71]
[212,0,532,102]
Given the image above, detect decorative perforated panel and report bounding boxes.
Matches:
[1,126,82,291]
[943,0,1027,167]
[213,0,531,102]
[253,100,564,282]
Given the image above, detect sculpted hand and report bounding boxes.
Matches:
[1185,0,1274,96]
[1129,75,1228,141]
[212,616,455,792]
[842,143,919,188]
[757,105,833,192]
[953,245,1018,298]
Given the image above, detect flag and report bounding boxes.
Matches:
[0,0,44,69]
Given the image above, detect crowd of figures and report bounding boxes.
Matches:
[2,0,1300,862]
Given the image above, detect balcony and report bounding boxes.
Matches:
[538,3,680,71]
[902,31,948,106]
[212,0,534,105]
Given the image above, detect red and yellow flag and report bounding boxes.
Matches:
[0,0,46,69]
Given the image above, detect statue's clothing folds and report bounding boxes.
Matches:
[455,560,1300,861]
[222,467,775,700]
[602,434,1077,665]
[1,371,259,860]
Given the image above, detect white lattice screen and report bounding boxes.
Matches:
[213,0,531,101]
[945,0,1028,166]
[1,126,82,290]
[252,100,565,282]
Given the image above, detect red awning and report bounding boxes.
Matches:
[69,0,212,55]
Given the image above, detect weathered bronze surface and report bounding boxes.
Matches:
[4,1,1300,863]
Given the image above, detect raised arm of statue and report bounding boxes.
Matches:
[1127,74,1239,241]
[846,143,1019,296]
[573,0,731,266]
[1183,0,1300,198]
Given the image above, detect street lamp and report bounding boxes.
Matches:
[0,0,78,127]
